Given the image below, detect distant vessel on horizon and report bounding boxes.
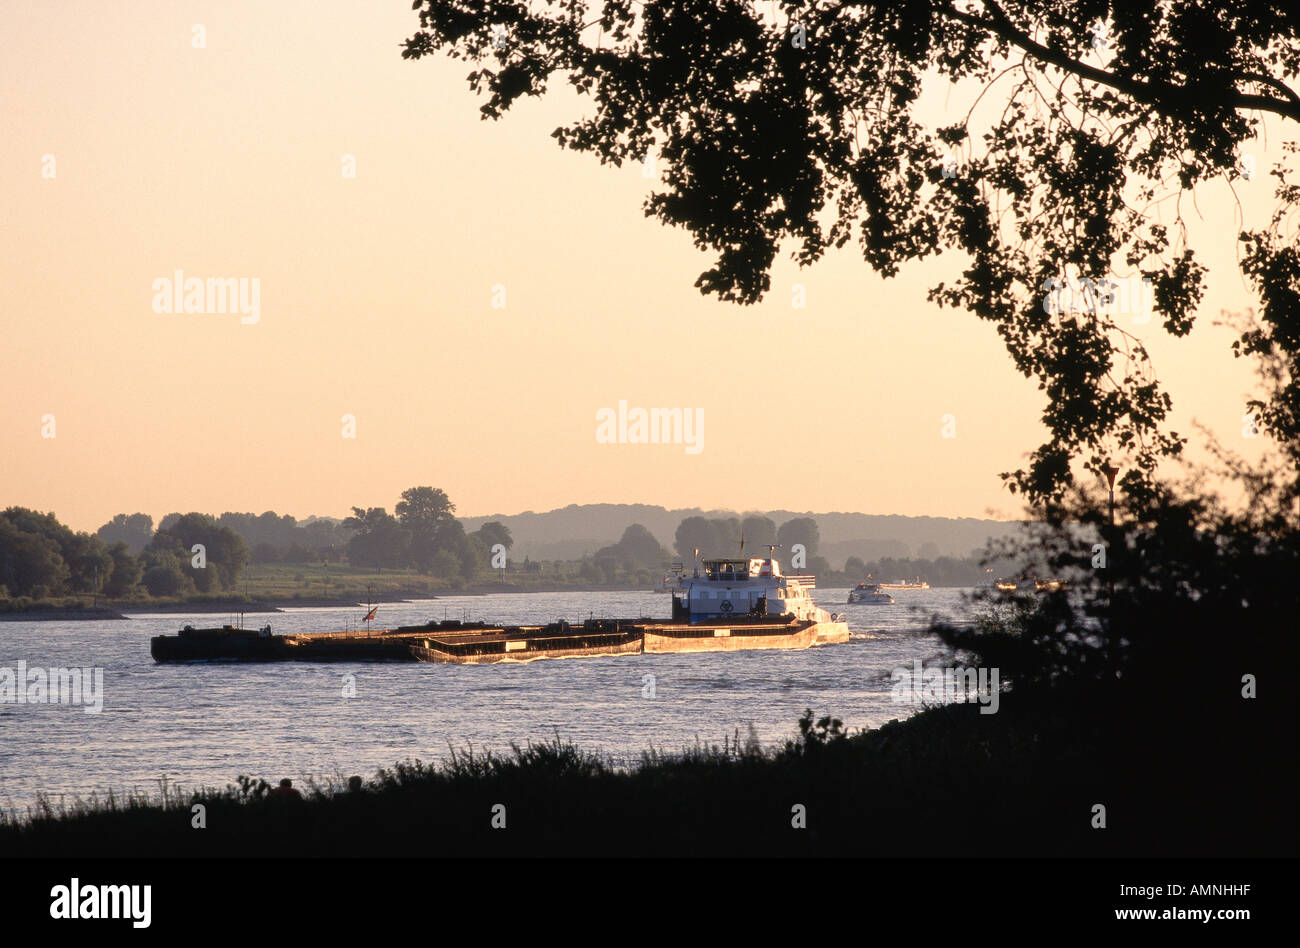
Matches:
[877,578,930,590]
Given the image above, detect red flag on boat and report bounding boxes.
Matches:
[364,606,377,622]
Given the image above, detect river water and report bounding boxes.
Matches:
[0,588,975,811]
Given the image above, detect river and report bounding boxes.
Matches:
[0,588,977,811]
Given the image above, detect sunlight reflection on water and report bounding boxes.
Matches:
[0,588,976,806]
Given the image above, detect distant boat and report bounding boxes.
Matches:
[847,582,895,605]
[878,579,930,590]
[999,578,1066,592]
[654,569,687,593]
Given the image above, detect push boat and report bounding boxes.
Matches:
[149,555,849,665]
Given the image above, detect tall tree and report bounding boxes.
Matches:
[473,521,514,551]
[711,517,743,555]
[103,542,143,598]
[139,548,196,598]
[674,514,750,558]
[148,513,250,592]
[343,507,410,569]
[403,1,1300,508]
[2,507,107,593]
[778,517,821,558]
[96,513,154,555]
[740,515,778,548]
[0,517,70,598]
[396,487,459,573]
[674,515,715,561]
[596,523,670,566]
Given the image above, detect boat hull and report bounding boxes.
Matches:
[151,616,850,664]
[640,617,849,654]
[150,628,291,663]
[149,623,464,663]
[411,630,642,664]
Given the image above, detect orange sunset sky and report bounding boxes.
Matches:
[0,1,1283,533]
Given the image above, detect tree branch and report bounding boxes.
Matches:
[936,0,1300,124]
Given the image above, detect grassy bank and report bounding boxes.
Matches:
[3,680,1291,857]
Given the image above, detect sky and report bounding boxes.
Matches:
[0,1,1285,533]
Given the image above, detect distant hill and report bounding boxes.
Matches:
[458,504,1021,566]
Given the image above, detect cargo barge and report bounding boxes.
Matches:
[411,619,645,664]
[150,554,850,665]
[150,620,485,663]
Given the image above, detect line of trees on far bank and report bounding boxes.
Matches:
[96,511,351,564]
[2,496,1019,604]
[0,489,519,602]
[1,507,252,601]
[672,515,830,574]
[340,487,513,581]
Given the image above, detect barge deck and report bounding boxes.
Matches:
[150,616,846,665]
[150,552,852,665]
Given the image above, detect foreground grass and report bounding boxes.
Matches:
[3,681,1291,857]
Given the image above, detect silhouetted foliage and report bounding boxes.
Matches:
[673,514,744,559]
[102,542,142,598]
[147,513,249,593]
[777,517,820,559]
[396,486,460,574]
[138,548,196,598]
[213,512,349,562]
[740,514,777,547]
[0,515,70,599]
[594,523,671,567]
[95,513,153,555]
[0,507,109,596]
[472,520,513,551]
[343,507,410,570]
[403,0,1300,508]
